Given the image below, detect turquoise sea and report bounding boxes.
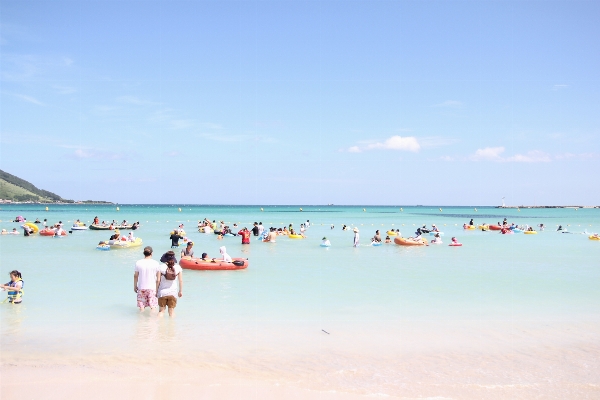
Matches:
[1,204,599,396]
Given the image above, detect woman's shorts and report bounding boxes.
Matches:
[158,295,177,308]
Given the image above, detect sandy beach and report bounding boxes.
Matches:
[3,317,600,399]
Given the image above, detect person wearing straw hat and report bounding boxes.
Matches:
[353,227,360,247]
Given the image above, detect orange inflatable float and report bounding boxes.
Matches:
[40,229,66,236]
[488,225,502,231]
[179,257,248,271]
[394,237,428,246]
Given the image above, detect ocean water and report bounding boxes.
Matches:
[1,204,599,396]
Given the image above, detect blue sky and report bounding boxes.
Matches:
[1,0,598,205]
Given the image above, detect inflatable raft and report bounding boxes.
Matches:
[463,225,476,230]
[489,225,502,231]
[288,234,304,239]
[524,231,538,235]
[588,235,600,241]
[394,237,428,246]
[179,257,248,271]
[90,224,133,230]
[386,231,398,236]
[109,237,143,249]
[40,229,66,236]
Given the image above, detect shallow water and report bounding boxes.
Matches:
[1,204,599,396]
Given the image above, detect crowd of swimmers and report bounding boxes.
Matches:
[92,217,140,230]
[463,217,544,234]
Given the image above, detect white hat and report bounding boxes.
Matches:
[353,227,359,232]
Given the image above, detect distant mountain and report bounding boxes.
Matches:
[0,169,111,203]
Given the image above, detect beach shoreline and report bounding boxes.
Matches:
[3,339,600,400]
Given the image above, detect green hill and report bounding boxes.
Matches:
[0,169,68,202]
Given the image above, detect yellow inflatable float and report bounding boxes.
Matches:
[23,222,39,233]
[110,238,143,249]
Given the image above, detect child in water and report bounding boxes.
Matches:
[1,270,24,304]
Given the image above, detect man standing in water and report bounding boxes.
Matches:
[238,227,251,244]
[251,222,259,236]
[134,246,160,312]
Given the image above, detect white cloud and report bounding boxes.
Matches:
[73,148,93,158]
[470,147,551,163]
[70,148,128,160]
[14,93,44,106]
[440,156,455,161]
[470,146,505,161]
[433,100,462,107]
[348,135,420,153]
[553,84,570,91]
[506,150,551,163]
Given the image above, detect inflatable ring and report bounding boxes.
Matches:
[23,222,39,233]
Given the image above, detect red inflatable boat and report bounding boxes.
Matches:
[179,257,249,271]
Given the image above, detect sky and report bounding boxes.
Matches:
[1,0,599,205]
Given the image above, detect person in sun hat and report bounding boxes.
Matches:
[353,227,360,247]
[219,246,232,262]
[432,224,439,232]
